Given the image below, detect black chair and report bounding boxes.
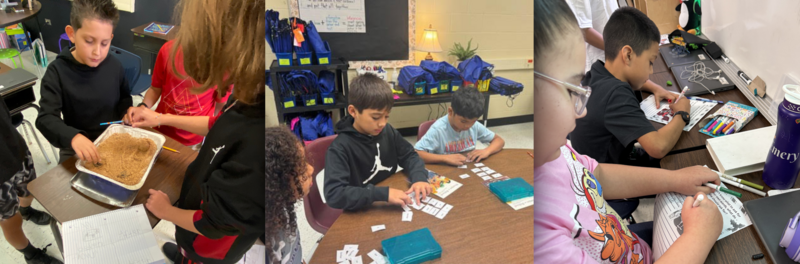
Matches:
[108,46,151,97]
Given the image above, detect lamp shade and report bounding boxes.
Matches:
[416,27,442,53]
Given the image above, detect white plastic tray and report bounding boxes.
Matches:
[75,124,165,190]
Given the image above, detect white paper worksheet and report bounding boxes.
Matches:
[640,94,716,131]
[63,204,165,264]
[652,184,752,260]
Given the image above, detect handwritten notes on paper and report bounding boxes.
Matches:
[298,0,366,33]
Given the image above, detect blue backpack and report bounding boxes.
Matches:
[458,55,494,83]
[489,76,524,96]
[398,66,436,95]
[420,60,462,82]
[318,70,336,94]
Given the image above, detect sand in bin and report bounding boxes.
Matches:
[84,133,157,186]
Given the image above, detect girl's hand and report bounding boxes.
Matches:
[681,192,723,239]
[672,166,720,196]
[129,107,161,128]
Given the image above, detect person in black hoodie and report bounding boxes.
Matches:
[324,74,433,210]
[126,0,265,263]
[35,0,132,165]
[0,98,60,263]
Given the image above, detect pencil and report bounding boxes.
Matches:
[527,152,533,158]
[162,146,180,153]
[99,120,123,125]
[705,182,742,198]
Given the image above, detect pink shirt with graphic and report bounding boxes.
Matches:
[534,145,652,264]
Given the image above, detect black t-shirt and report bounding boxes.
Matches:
[0,97,28,183]
[571,61,656,163]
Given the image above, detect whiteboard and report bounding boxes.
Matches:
[298,0,366,33]
[702,0,800,103]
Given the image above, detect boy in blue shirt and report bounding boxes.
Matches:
[415,87,505,166]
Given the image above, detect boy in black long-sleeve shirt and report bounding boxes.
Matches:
[36,0,132,164]
[324,74,432,210]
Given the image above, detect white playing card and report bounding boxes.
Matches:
[442,204,453,212]
[471,168,482,173]
[485,169,496,174]
[338,261,350,264]
[421,196,432,203]
[422,204,435,213]
[481,167,492,171]
[433,200,444,209]
[337,250,347,262]
[492,173,503,178]
[371,225,386,232]
[477,172,488,177]
[481,176,492,181]
[475,163,485,167]
[429,208,440,215]
[344,245,359,251]
[410,200,424,210]
[351,255,363,264]
[435,208,449,219]
[458,165,467,169]
[402,204,411,212]
[348,249,359,260]
[459,174,470,179]
[402,211,413,222]
[368,250,385,264]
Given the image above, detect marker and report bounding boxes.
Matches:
[705,182,743,197]
[717,171,764,190]
[712,117,727,134]
[686,96,723,104]
[674,86,689,104]
[702,118,716,132]
[704,117,719,133]
[692,194,705,207]
[738,71,753,85]
[720,177,766,196]
[99,120,123,125]
[720,120,735,135]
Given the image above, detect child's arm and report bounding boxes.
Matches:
[636,98,691,159]
[141,86,162,109]
[592,164,720,200]
[146,189,201,235]
[655,193,722,263]
[413,131,468,166]
[129,107,210,136]
[466,125,504,162]
[35,69,82,149]
[324,147,391,210]
[416,150,467,166]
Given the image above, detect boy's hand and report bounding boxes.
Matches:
[443,154,467,166]
[145,189,173,219]
[681,192,723,240]
[128,107,160,128]
[669,96,691,115]
[671,166,721,196]
[466,149,491,163]
[71,134,100,164]
[406,182,432,205]
[388,188,412,206]
[652,86,678,108]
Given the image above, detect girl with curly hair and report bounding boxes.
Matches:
[266,126,313,264]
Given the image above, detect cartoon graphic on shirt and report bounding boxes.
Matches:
[162,78,206,115]
[363,143,393,184]
[210,145,225,164]
[563,146,648,264]
[444,137,475,154]
[571,204,583,239]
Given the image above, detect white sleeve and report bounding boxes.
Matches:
[564,0,594,29]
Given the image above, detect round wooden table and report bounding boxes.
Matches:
[310,149,534,263]
[0,1,41,28]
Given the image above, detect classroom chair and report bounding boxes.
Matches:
[107,46,151,97]
[10,107,54,164]
[303,134,342,235]
[417,120,436,141]
[58,33,72,53]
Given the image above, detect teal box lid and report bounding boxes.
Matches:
[381,228,442,264]
[489,177,534,203]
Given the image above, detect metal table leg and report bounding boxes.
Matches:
[49,218,63,257]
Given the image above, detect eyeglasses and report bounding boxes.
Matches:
[534,71,592,115]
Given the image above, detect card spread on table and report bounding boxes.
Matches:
[351,255,363,264]
[458,165,467,169]
[432,200,445,209]
[368,250,385,264]
[428,198,442,206]
[485,169,496,174]
[481,176,492,181]
[371,225,386,232]
[344,244,358,252]
[459,174,470,179]
[435,208,450,219]
[442,204,453,212]
[421,196,432,203]
[481,167,492,171]
[471,168,482,173]
[337,250,347,262]
[422,204,435,214]
[402,211,413,222]
[348,249,359,259]
[402,204,411,212]
[339,261,349,264]
[429,208,440,215]
[475,163,485,167]
[492,173,503,178]
[477,172,488,177]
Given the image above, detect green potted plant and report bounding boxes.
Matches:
[448,39,478,66]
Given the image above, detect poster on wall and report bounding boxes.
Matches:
[298,0,366,33]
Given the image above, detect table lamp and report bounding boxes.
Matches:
[416,24,442,61]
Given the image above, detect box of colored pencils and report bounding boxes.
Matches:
[699,101,759,138]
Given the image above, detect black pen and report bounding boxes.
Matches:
[738,70,752,85]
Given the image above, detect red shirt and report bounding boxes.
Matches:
[151,40,231,146]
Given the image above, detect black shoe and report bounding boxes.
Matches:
[162,242,179,261]
[25,244,62,264]
[20,207,52,226]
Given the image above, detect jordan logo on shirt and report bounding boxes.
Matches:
[210,145,225,164]
[364,143,393,184]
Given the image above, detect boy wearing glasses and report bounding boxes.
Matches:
[415,86,505,166]
[569,7,689,168]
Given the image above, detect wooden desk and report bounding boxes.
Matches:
[645,55,772,152]
[130,21,180,74]
[0,1,41,28]
[27,129,197,254]
[311,149,534,264]
[661,150,787,263]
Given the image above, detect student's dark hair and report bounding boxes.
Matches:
[603,7,660,61]
[451,86,484,119]
[349,73,393,112]
[70,0,120,30]
[534,0,579,62]
[265,126,309,263]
